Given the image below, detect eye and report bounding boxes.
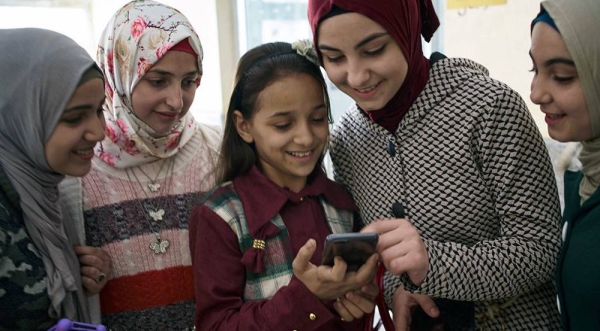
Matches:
[554,75,575,84]
[274,123,291,130]
[182,79,197,87]
[324,55,344,64]
[312,116,326,123]
[365,45,385,56]
[61,116,83,124]
[148,79,166,87]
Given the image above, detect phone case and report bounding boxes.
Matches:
[321,233,378,272]
[48,318,107,331]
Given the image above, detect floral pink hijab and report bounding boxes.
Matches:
[95,0,203,168]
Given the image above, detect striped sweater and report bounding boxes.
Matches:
[82,124,220,330]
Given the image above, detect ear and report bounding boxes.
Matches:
[233,110,254,144]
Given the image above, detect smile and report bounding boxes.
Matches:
[75,148,93,155]
[354,83,379,93]
[288,150,313,157]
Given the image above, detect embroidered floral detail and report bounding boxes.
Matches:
[292,39,318,66]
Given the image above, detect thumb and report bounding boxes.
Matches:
[292,239,316,273]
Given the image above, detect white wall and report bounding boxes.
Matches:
[443,0,546,136]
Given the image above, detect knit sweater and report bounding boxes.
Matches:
[330,57,562,330]
[81,124,220,330]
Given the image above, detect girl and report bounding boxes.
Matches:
[60,1,220,329]
[308,0,562,329]
[190,41,378,330]
[0,28,109,330]
[530,1,600,329]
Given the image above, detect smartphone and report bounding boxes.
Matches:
[321,233,378,272]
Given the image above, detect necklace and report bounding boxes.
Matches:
[125,157,176,254]
[137,158,169,192]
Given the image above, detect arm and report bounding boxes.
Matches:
[189,205,348,331]
[397,88,562,301]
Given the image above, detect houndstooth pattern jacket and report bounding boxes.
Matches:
[330,57,562,330]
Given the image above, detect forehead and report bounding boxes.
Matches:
[531,23,571,59]
[317,12,386,43]
[253,74,324,116]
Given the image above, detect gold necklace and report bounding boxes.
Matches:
[125,157,175,254]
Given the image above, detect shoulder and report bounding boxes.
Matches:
[196,123,222,153]
[201,181,239,210]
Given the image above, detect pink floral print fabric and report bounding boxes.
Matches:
[95,0,203,168]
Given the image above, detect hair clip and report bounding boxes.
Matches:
[292,39,319,66]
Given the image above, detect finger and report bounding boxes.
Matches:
[77,254,107,270]
[344,291,375,315]
[316,256,346,282]
[74,246,110,263]
[292,239,317,273]
[334,299,355,322]
[352,254,378,284]
[81,275,102,296]
[414,294,439,318]
[360,282,380,299]
[360,220,402,235]
[393,290,413,331]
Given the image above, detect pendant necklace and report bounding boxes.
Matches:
[137,158,169,193]
[125,157,175,254]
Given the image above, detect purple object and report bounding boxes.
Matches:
[48,318,107,331]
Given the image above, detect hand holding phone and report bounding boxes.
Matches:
[321,233,378,273]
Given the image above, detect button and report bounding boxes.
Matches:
[300,197,304,201]
[562,222,568,242]
[309,313,317,321]
[557,295,561,314]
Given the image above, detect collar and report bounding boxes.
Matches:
[233,165,357,238]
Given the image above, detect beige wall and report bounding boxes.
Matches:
[443,0,547,136]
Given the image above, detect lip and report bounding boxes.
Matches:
[73,149,94,161]
[544,112,566,126]
[351,82,380,99]
[156,112,179,120]
[287,149,315,161]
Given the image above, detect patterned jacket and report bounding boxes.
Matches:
[201,182,355,301]
[330,56,562,330]
[0,166,54,330]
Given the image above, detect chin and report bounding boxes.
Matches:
[62,164,93,178]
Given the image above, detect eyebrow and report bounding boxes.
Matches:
[64,99,104,113]
[319,32,389,52]
[147,69,201,76]
[267,104,327,118]
[529,51,575,68]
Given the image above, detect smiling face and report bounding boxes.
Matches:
[317,12,408,112]
[234,73,329,192]
[44,77,106,177]
[530,22,590,142]
[131,50,200,135]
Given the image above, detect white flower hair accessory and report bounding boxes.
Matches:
[292,39,319,66]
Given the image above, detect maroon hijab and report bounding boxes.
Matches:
[308,0,439,132]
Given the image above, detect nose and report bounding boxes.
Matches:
[165,84,184,111]
[530,74,552,106]
[346,58,370,88]
[293,121,315,147]
[87,111,106,143]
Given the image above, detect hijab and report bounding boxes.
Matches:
[95,0,203,168]
[308,0,440,132]
[0,28,98,322]
[537,0,600,203]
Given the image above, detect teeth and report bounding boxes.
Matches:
[548,114,564,119]
[289,151,311,157]
[75,149,93,155]
[357,85,377,93]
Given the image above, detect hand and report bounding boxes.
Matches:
[292,239,378,301]
[361,219,429,286]
[392,284,439,331]
[74,245,112,296]
[335,282,379,322]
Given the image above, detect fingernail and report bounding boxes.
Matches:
[346,292,354,299]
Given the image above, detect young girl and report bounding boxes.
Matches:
[530,1,600,329]
[308,0,562,330]
[190,41,378,330]
[0,28,109,330]
[59,1,220,329]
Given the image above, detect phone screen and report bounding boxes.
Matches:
[321,233,378,272]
